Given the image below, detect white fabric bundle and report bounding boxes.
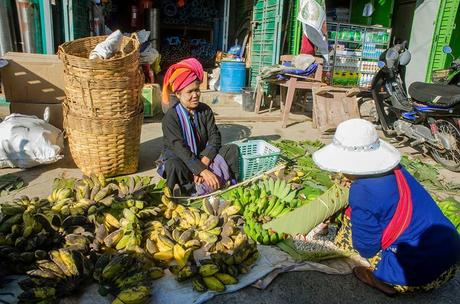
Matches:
[89,30,123,60]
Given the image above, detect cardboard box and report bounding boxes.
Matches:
[10,103,63,130]
[141,84,162,117]
[1,52,65,104]
[200,71,208,90]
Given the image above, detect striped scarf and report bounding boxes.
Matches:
[174,102,200,154]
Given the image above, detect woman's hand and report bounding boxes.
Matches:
[194,175,204,184]
[200,169,220,190]
[201,156,211,167]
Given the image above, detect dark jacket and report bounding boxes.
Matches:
[162,102,221,175]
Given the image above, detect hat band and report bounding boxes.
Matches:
[332,137,380,152]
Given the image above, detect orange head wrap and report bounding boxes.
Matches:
[162,58,203,106]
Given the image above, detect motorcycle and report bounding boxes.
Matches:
[371,42,460,171]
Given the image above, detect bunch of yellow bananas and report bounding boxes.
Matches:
[18,249,92,302]
[93,252,163,304]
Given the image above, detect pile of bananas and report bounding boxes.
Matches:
[0,175,265,301]
[154,194,245,255]
[17,249,92,304]
[169,233,259,293]
[195,238,259,292]
[94,252,164,304]
[223,180,296,245]
[438,198,460,233]
[139,191,260,291]
[0,196,63,273]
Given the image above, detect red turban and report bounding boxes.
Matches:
[162,58,203,106]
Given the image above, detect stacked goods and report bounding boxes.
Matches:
[58,35,144,176]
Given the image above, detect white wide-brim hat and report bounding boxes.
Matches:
[313,119,401,175]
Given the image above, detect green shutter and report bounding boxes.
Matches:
[250,0,285,88]
[286,0,301,55]
[426,0,460,81]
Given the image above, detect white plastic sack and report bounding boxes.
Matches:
[294,54,315,70]
[0,114,64,168]
[89,30,123,60]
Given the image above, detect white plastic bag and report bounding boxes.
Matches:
[0,114,64,168]
[89,30,123,60]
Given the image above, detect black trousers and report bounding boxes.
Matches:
[164,144,240,194]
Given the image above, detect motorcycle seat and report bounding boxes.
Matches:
[409,82,460,107]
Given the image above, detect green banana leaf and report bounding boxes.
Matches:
[277,239,349,262]
[263,184,349,235]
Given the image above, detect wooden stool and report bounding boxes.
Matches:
[254,57,326,128]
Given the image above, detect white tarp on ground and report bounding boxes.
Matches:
[0,246,365,304]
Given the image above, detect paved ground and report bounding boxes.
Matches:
[1,99,459,303]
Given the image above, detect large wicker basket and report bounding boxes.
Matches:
[58,34,140,76]
[58,34,143,118]
[63,70,144,117]
[64,109,143,177]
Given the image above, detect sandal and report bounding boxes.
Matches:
[353,266,397,296]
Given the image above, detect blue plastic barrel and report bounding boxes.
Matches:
[220,61,246,93]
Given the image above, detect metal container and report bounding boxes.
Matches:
[145,8,160,50]
[16,0,42,53]
[0,0,15,55]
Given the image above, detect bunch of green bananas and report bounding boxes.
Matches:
[223,181,293,245]
[111,175,151,200]
[0,196,64,273]
[438,198,460,233]
[17,248,92,303]
[94,252,163,304]
[190,238,259,292]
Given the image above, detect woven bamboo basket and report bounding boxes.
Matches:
[63,70,144,117]
[64,109,144,177]
[58,34,143,118]
[58,34,140,76]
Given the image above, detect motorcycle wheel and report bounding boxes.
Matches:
[431,119,460,172]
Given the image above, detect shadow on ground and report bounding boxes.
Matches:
[208,271,460,304]
[138,137,163,173]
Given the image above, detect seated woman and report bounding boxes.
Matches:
[158,58,239,196]
[313,119,460,295]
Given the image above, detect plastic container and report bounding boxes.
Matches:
[242,87,255,112]
[235,140,280,181]
[220,61,246,93]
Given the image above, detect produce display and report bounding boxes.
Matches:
[0,175,260,303]
[1,139,459,303]
[160,194,259,292]
[218,140,335,245]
